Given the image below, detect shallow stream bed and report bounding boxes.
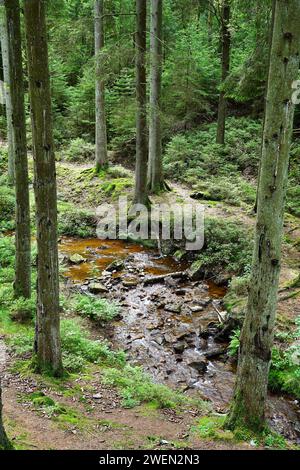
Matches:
[59,237,300,443]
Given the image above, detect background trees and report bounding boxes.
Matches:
[148,0,164,193]
[95,0,108,171]
[5,0,31,300]
[133,0,148,205]
[216,0,231,144]
[0,1,14,185]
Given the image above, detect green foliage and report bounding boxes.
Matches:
[228,317,300,400]
[0,185,15,223]
[10,297,36,323]
[195,217,253,277]
[6,316,125,373]
[60,319,125,372]
[26,391,86,426]
[228,330,241,357]
[269,339,300,399]
[57,204,96,237]
[0,236,15,268]
[164,118,261,182]
[73,294,119,323]
[102,365,188,409]
[192,415,233,441]
[61,138,95,162]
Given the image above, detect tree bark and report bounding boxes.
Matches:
[133,0,149,206]
[227,0,300,432]
[95,0,108,171]
[0,0,14,185]
[0,379,11,450]
[24,0,63,377]
[147,0,165,194]
[216,0,230,145]
[5,0,31,300]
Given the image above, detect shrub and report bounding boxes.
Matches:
[269,318,300,400]
[60,319,125,371]
[102,365,185,409]
[10,297,36,323]
[7,318,125,372]
[0,186,15,223]
[163,117,261,183]
[73,295,119,323]
[58,205,96,238]
[62,138,95,162]
[227,317,300,400]
[0,236,15,268]
[196,217,253,277]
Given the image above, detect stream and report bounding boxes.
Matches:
[59,237,300,443]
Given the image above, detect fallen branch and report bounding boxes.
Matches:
[278,290,300,302]
[143,271,187,286]
[212,301,227,324]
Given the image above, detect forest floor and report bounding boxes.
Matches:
[2,158,300,451]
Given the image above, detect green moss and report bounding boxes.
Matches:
[100,177,133,199]
[192,415,234,441]
[102,365,208,411]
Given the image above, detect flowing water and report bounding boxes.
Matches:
[59,237,300,442]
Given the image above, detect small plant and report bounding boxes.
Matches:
[62,138,95,162]
[57,204,96,238]
[192,217,253,278]
[0,185,15,223]
[192,415,233,440]
[228,329,241,357]
[10,297,36,323]
[60,319,125,372]
[102,365,199,410]
[73,294,119,323]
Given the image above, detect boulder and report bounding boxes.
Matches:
[88,282,108,294]
[106,259,125,272]
[122,276,139,287]
[189,361,208,374]
[164,304,182,314]
[187,259,204,281]
[69,253,86,264]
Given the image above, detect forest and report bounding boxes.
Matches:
[0,0,299,454]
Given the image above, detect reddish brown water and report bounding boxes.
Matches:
[59,237,190,283]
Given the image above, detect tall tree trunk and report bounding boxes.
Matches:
[24,0,63,377]
[5,0,31,300]
[0,379,11,450]
[207,2,213,45]
[227,0,300,432]
[147,0,165,194]
[133,0,149,205]
[216,0,230,145]
[0,0,14,185]
[95,0,108,172]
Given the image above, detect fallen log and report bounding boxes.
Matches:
[143,271,187,286]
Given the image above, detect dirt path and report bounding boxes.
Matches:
[3,360,252,450]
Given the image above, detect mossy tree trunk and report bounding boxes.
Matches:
[133,0,149,206]
[147,0,165,194]
[5,0,31,300]
[0,380,11,450]
[227,0,300,433]
[95,0,108,172]
[0,0,14,185]
[24,0,63,377]
[216,0,230,145]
